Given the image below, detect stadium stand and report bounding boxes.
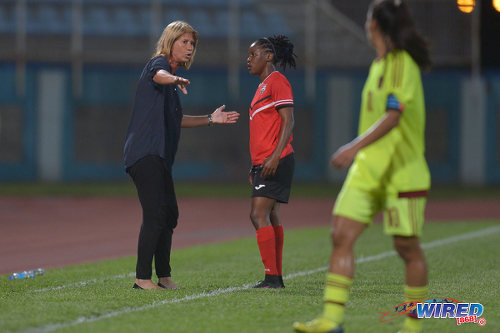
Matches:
[1,0,497,184]
[0,0,286,38]
[0,3,15,34]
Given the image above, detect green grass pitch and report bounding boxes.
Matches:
[1,221,499,333]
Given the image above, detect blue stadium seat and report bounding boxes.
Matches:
[189,10,216,38]
[164,9,185,25]
[113,7,136,36]
[240,0,254,9]
[38,6,69,34]
[202,0,226,6]
[85,0,148,4]
[25,6,44,34]
[186,0,225,6]
[162,0,185,6]
[213,11,228,37]
[1,0,289,39]
[264,12,291,36]
[138,8,152,36]
[0,6,15,34]
[161,0,226,8]
[61,6,72,30]
[84,6,113,35]
[240,11,263,38]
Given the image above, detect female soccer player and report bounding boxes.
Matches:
[294,0,431,332]
[124,21,239,290]
[247,35,297,289]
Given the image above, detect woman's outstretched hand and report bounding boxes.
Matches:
[174,76,190,95]
[211,105,240,124]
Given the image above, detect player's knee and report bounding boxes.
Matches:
[269,212,280,226]
[251,210,273,230]
[331,228,351,248]
[164,204,178,228]
[250,209,265,225]
[394,237,419,259]
[143,207,167,225]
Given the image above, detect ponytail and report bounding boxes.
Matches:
[371,0,431,70]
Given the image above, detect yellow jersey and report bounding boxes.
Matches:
[344,50,430,194]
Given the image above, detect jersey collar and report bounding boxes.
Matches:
[260,71,278,85]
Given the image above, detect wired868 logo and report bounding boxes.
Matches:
[379,298,486,327]
[417,299,486,326]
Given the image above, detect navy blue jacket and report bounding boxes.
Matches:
[124,56,183,170]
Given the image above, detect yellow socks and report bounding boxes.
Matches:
[403,285,428,332]
[323,273,353,324]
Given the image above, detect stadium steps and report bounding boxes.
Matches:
[251,0,372,68]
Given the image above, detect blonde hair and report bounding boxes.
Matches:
[152,21,198,70]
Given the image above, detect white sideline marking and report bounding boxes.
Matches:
[19,225,500,333]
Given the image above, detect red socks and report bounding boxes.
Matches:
[256,226,278,275]
[256,225,284,276]
[273,225,284,276]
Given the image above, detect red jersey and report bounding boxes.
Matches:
[249,71,294,166]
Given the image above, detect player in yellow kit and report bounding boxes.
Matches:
[293,0,431,332]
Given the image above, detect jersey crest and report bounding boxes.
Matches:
[260,84,267,95]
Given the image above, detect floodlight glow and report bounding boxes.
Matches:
[493,0,500,12]
[457,0,475,13]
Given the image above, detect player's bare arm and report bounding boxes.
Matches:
[181,105,240,128]
[331,109,400,169]
[261,106,294,178]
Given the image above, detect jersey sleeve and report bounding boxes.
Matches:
[271,75,294,109]
[384,51,418,113]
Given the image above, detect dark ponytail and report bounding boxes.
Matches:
[255,35,297,71]
[371,0,431,70]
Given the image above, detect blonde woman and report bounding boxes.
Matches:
[124,21,239,290]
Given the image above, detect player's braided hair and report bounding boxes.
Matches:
[255,35,297,71]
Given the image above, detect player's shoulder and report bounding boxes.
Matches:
[268,71,292,90]
[387,50,419,71]
[149,55,170,70]
[386,50,420,88]
[268,71,289,83]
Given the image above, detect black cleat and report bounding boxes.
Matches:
[279,276,285,288]
[253,274,282,289]
[253,280,282,289]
